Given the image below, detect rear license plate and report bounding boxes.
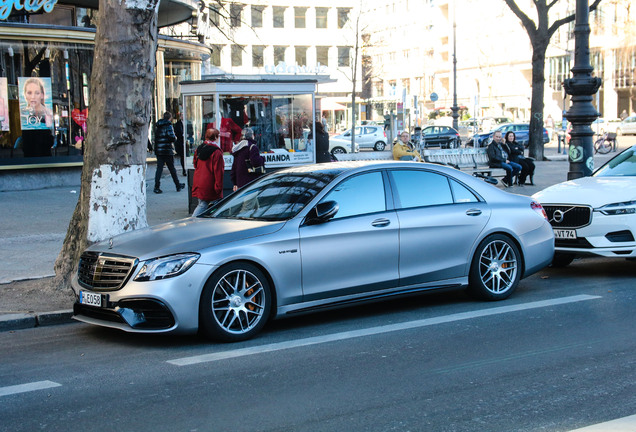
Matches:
[80,291,103,307]
[554,229,577,239]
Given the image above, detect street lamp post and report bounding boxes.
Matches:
[450,0,459,131]
[563,0,601,179]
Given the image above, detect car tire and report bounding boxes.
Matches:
[550,253,575,268]
[468,234,521,301]
[374,141,386,151]
[331,147,346,155]
[199,262,272,342]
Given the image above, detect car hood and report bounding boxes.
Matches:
[86,217,286,259]
[533,176,636,207]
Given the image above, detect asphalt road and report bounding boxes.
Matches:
[1,257,634,432]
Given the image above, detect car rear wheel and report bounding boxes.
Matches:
[200,262,272,342]
[550,253,575,268]
[331,146,346,155]
[468,234,521,301]
[374,141,386,151]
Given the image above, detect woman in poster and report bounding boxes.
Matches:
[20,77,53,129]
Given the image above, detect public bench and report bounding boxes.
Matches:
[421,148,508,180]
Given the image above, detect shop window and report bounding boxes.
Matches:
[316,46,329,67]
[316,7,328,29]
[273,6,285,28]
[251,5,263,28]
[231,45,244,67]
[295,46,308,67]
[294,7,307,28]
[230,3,243,28]
[252,45,264,68]
[274,46,286,65]
[337,8,350,29]
[338,47,350,67]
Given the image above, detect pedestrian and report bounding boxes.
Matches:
[153,111,185,194]
[192,128,224,216]
[504,131,535,185]
[545,114,555,142]
[173,112,186,176]
[310,121,332,163]
[231,127,265,191]
[620,109,628,120]
[486,130,521,188]
[392,131,422,161]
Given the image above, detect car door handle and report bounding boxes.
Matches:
[466,209,482,216]
[371,218,391,227]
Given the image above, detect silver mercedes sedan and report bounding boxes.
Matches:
[72,161,554,341]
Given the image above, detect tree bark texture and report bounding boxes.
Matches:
[54,0,159,288]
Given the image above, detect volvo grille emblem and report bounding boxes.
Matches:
[553,209,565,224]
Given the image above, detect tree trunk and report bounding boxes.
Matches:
[528,41,548,161]
[54,0,159,289]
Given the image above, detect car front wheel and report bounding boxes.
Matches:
[374,141,386,151]
[200,262,272,342]
[468,234,521,300]
[331,146,346,155]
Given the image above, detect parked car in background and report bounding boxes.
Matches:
[412,125,461,149]
[330,126,387,152]
[592,118,622,136]
[533,144,636,267]
[72,161,554,341]
[617,116,636,135]
[467,123,550,148]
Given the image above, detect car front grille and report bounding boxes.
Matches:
[77,252,137,291]
[544,205,592,229]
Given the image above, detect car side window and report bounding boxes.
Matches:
[450,179,479,203]
[390,170,453,209]
[355,127,363,135]
[364,127,375,134]
[320,172,386,219]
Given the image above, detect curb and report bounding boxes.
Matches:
[0,309,74,332]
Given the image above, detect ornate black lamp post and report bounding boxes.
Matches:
[563,0,601,179]
[451,1,460,131]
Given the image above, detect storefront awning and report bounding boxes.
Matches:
[64,0,197,27]
[320,100,347,111]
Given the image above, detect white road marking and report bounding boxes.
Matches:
[0,380,61,397]
[569,414,636,431]
[168,294,601,367]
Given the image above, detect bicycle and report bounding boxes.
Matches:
[593,132,617,154]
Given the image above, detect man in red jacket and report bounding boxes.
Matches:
[192,128,224,216]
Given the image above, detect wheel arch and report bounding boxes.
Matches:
[471,230,526,277]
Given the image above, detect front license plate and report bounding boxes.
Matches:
[554,229,577,239]
[80,291,102,307]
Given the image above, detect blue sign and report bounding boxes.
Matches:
[430,93,439,102]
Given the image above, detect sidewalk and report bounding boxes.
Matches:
[0,141,626,331]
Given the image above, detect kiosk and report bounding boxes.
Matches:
[179,74,333,212]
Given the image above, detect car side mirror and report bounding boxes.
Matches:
[305,200,339,225]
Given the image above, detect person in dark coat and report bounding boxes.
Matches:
[504,131,535,185]
[486,130,521,188]
[173,112,186,176]
[192,128,224,216]
[311,121,332,163]
[153,111,185,194]
[231,127,266,191]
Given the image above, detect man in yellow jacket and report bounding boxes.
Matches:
[392,131,422,161]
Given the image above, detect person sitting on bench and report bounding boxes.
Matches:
[393,131,422,161]
[486,130,521,188]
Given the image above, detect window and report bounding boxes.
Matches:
[209,6,220,26]
[321,172,386,219]
[390,170,454,209]
[294,7,307,28]
[274,46,286,65]
[316,46,329,67]
[230,3,243,27]
[231,45,243,67]
[338,47,350,67]
[251,6,263,27]
[373,81,384,97]
[337,8,350,29]
[273,6,285,28]
[211,45,222,67]
[316,7,328,28]
[295,46,308,66]
[252,45,264,67]
[450,179,479,203]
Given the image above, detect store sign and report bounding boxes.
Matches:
[72,108,88,132]
[264,62,327,75]
[0,0,58,20]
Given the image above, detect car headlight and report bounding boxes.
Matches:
[597,200,636,216]
[134,253,200,281]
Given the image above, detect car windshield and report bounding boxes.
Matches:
[205,171,339,221]
[594,147,636,177]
